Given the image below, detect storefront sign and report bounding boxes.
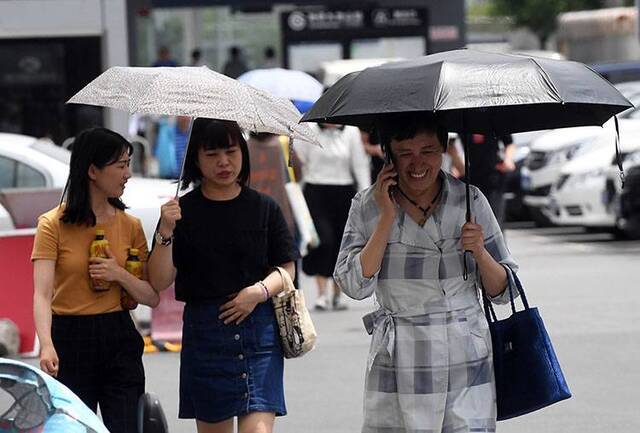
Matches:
[284,7,427,34]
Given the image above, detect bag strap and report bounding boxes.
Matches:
[272,266,295,296]
[481,263,529,324]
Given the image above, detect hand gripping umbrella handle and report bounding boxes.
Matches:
[175,121,194,198]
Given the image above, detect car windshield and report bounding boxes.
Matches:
[31,141,70,164]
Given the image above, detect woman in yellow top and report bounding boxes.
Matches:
[31,128,160,433]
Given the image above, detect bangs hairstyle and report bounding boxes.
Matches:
[180,118,250,190]
[61,128,133,226]
[377,113,448,161]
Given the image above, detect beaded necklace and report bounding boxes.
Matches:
[397,180,443,226]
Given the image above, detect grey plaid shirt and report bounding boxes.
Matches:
[334,171,518,433]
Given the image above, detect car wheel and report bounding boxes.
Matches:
[529,207,553,227]
[615,218,640,240]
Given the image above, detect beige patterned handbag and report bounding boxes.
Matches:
[271,266,317,358]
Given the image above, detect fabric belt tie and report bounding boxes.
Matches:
[361,295,482,371]
[363,309,396,371]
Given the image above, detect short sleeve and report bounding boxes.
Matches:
[31,214,58,261]
[267,199,300,266]
[132,218,149,262]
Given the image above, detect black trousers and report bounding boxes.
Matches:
[52,311,145,433]
[302,183,356,277]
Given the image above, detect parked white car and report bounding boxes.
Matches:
[0,133,173,239]
[521,126,602,223]
[0,203,13,231]
[546,120,640,228]
[604,149,640,238]
[0,133,69,189]
[521,81,640,225]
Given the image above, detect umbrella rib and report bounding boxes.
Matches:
[432,61,447,111]
[527,57,563,104]
[136,71,165,114]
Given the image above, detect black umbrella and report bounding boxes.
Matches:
[302,49,632,277]
[302,49,631,134]
[303,49,632,212]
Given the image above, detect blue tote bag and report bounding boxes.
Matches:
[482,266,572,421]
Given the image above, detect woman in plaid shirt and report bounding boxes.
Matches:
[334,114,518,433]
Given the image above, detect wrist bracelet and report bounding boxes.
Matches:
[256,280,269,301]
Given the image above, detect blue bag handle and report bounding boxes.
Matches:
[482,264,529,324]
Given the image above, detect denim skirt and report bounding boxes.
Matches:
[179,300,286,423]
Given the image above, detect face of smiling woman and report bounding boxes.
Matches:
[390,131,444,197]
[88,150,132,199]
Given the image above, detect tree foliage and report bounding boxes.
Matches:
[491,0,635,45]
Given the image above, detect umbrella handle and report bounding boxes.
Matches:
[463,131,471,223]
[614,116,625,189]
[462,128,472,281]
[175,121,194,198]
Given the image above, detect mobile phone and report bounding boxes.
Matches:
[383,146,398,196]
[383,144,393,165]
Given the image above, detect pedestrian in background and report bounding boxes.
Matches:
[359,128,385,186]
[154,117,177,179]
[31,128,160,433]
[262,46,279,68]
[191,48,205,66]
[460,133,515,228]
[295,123,371,311]
[152,46,179,67]
[172,116,191,178]
[147,118,299,433]
[442,133,466,178]
[334,114,518,433]
[223,46,249,79]
[247,131,296,237]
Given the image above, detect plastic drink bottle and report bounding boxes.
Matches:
[89,229,110,291]
[122,248,142,310]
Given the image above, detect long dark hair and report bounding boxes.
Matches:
[61,128,133,226]
[180,118,250,190]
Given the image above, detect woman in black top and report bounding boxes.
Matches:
[147,118,299,433]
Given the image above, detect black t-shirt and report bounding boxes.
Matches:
[462,133,513,191]
[172,186,299,303]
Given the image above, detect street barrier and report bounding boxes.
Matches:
[0,229,39,356]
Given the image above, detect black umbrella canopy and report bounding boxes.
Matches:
[302,49,633,134]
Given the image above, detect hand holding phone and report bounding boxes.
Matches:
[374,163,398,219]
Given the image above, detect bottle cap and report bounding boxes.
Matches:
[129,248,139,256]
[96,229,105,236]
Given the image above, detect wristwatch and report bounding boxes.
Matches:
[154,230,173,246]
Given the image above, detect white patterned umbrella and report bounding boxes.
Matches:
[67,66,318,144]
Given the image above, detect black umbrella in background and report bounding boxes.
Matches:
[302,49,632,216]
[302,49,632,277]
